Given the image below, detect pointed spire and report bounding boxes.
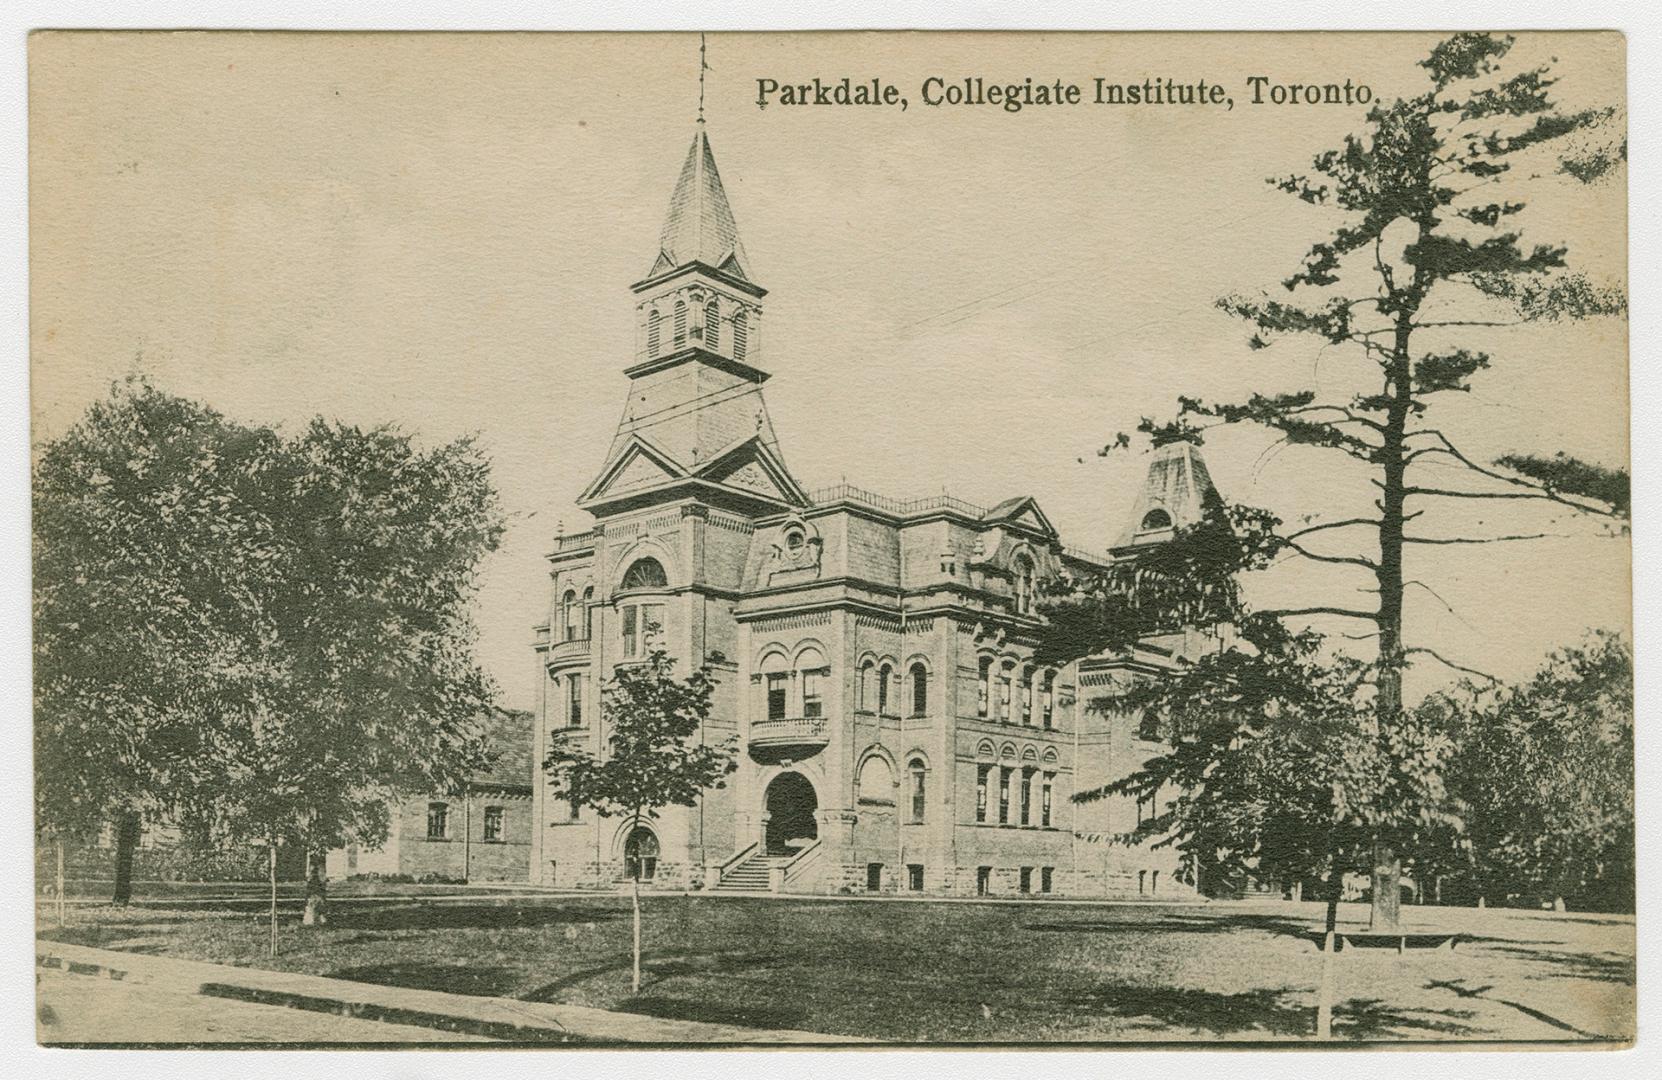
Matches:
[1112,440,1224,551]
[646,124,754,284]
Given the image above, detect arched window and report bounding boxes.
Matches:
[647,310,661,356]
[1014,555,1036,614]
[561,589,579,642]
[997,662,1014,723]
[581,586,594,639]
[858,754,894,804]
[1141,508,1173,531]
[732,309,748,360]
[877,663,893,716]
[620,557,668,591]
[909,663,928,717]
[908,759,927,823]
[859,660,876,712]
[977,656,992,718]
[1041,670,1055,728]
[704,300,720,350]
[797,647,827,720]
[673,300,687,348]
[1021,667,1034,725]
[759,650,789,721]
[624,827,659,881]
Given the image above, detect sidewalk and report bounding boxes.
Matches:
[36,940,863,1045]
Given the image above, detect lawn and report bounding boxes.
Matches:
[36,892,1635,1044]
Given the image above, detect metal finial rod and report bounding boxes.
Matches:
[698,33,708,121]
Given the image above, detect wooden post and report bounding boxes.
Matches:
[1316,930,1336,1039]
[631,874,642,994]
[268,843,278,959]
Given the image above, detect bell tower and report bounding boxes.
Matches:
[577,119,806,517]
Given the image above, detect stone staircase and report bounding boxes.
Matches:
[711,851,787,892]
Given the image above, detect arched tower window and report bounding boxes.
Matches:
[732,309,748,360]
[977,656,992,718]
[1141,508,1173,531]
[908,759,927,823]
[673,300,688,348]
[647,310,661,357]
[561,589,579,642]
[704,300,720,351]
[620,557,669,591]
[858,659,876,711]
[581,586,594,639]
[909,663,928,717]
[877,663,894,716]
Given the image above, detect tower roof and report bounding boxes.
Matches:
[1112,440,1224,551]
[645,122,754,284]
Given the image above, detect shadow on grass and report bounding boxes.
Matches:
[518,948,800,1003]
[1023,913,1323,945]
[1072,985,1480,1041]
[1473,946,1634,985]
[326,902,621,932]
[616,995,810,1031]
[328,962,528,998]
[1426,978,1605,1039]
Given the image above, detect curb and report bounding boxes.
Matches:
[36,941,862,1045]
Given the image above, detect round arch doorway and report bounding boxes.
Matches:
[763,772,818,856]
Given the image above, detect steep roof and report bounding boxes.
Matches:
[646,122,753,283]
[469,707,534,790]
[1112,440,1224,551]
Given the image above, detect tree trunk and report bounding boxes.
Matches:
[268,843,279,958]
[1325,867,1342,934]
[630,874,643,995]
[302,849,328,926]
[1369,840,1402,931]
[111,811,140,905]
[1366,316,1415,934]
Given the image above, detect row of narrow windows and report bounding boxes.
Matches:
[978,658,1056,727]
[975,765,1056,828]
[645,301,747,360]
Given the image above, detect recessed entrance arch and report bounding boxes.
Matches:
[624,826,659,881]
[764,772,818,855]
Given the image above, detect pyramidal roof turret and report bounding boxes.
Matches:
[643,121,756,288]
[1111,440,1225,553]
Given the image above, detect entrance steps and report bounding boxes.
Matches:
[711,852,789,892]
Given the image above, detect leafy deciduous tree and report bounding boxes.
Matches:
[542,647,736,994]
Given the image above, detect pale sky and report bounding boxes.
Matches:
[30,31,1629,710]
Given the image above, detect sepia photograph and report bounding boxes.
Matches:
[25,24,1636,1052]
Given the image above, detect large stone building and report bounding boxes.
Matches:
[531,120,1228,898]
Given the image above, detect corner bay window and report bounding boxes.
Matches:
[621,602,665,659]
[567,676,583,727]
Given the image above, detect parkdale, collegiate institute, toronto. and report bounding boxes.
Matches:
[529,116,1236,898]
